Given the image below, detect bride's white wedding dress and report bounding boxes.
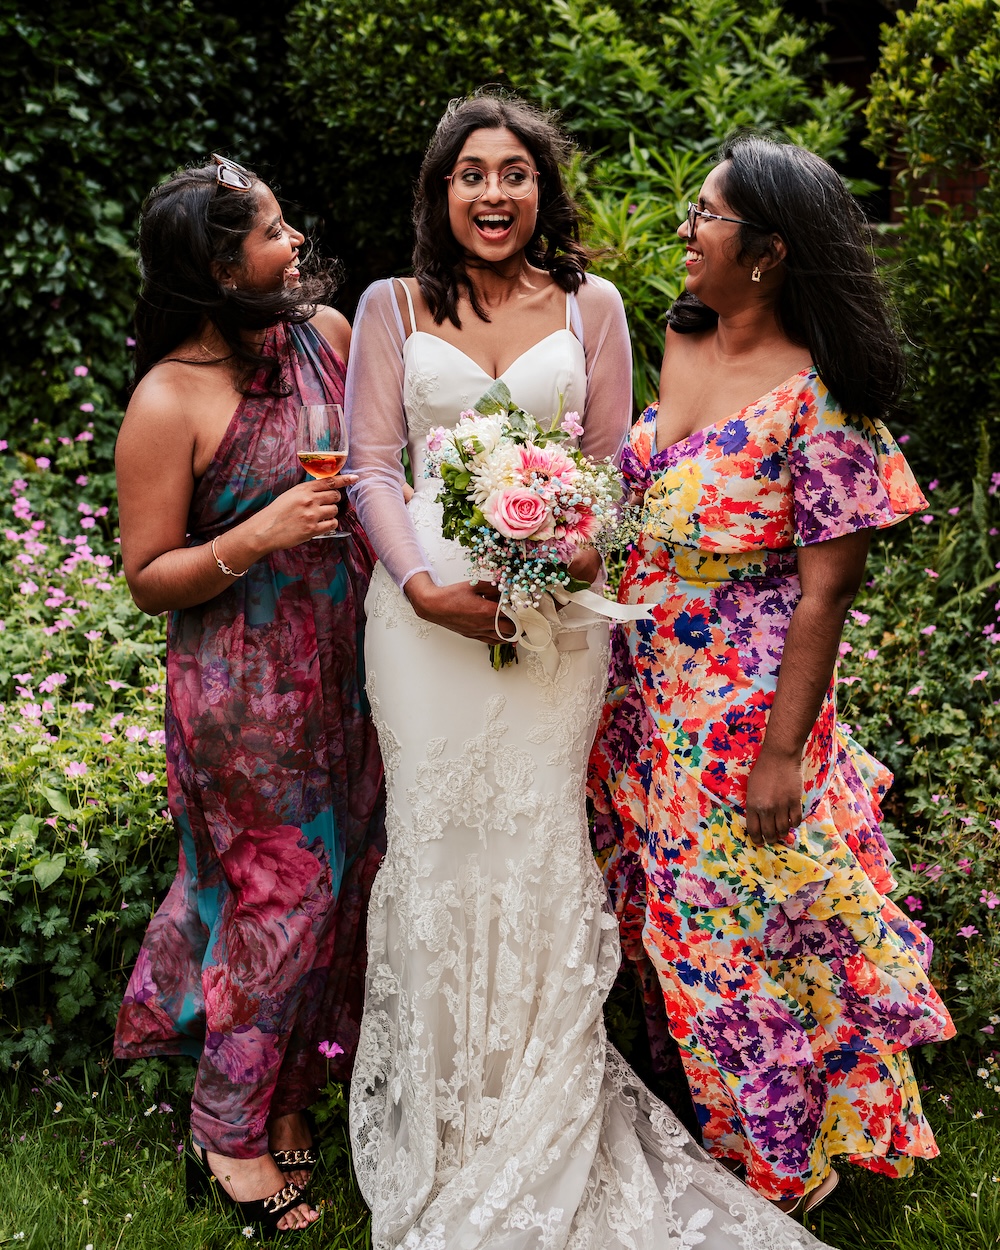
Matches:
[345,277,833,1250]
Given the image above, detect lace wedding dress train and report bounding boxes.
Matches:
[346,277,833,1250]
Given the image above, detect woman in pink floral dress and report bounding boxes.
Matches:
[589,134,954,1216]
[114,158,384,1238]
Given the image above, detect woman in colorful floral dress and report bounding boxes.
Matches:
[114,157,384,1238]
[589,134,955,1216]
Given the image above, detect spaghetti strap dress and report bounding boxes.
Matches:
[114,320,386,1159]
[589,372,955,1201]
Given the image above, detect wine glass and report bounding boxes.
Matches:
[296,403,350,540]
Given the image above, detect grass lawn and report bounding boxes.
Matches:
[0,1055,997,1250]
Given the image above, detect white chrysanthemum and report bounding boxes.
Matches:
[451,415,506,462]
[470,443,521,504]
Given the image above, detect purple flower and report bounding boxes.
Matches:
[716,419,749,455]
[318,1039,344,1059]
[958,925,980,938]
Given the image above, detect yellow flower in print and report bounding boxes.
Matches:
[643,461,703,542]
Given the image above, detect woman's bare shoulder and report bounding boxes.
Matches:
[310,304,352,362]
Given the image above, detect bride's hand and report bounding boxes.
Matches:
[405,573,507,645]
[565,547,602,587]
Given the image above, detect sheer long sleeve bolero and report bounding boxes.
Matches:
[344,274,634,589]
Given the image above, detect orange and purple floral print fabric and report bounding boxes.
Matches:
[589,371,955,1200]
[114,323,385,1158]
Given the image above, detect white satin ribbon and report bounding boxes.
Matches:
[496,587,652,677]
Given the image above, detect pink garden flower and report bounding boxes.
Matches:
[318,1039,344,1059]
[560,411,584,438]
[74,365,89,377]
[65,761,88,778]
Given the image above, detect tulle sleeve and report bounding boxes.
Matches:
[788,376,927,547]
[344,280,435,589]
[573,274,633,464]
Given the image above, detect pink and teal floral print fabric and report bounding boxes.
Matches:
[589,370,955,1200]
[114,322,385,1158]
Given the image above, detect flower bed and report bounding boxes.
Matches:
[0,435,171,1068]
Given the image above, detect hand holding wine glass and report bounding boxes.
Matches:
[296,404,351,539]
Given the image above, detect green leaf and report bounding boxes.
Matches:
[32,854,67,890]
[474,380,512,415]
[41,787,74,817]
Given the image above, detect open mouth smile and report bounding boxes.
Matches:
[474,213,514,239]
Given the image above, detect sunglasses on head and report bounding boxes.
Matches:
[212,154,253,191]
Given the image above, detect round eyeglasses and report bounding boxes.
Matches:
[446,164,539,202]
[685,201,764,236]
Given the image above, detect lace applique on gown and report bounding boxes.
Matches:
[346,278,835,1249]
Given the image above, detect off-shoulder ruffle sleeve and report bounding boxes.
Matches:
[788,377,927,546]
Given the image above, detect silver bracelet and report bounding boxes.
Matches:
[211,535,248,578]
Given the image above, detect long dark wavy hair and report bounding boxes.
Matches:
[132,159,338,395]
[413,92,590,327]
[669,133,905,421]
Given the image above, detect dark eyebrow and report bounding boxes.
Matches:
[455,154,531,168]
[267,214,282,229]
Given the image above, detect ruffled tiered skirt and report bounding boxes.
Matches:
[589,537,955,1201]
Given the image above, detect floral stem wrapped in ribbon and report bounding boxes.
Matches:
[425,381,648,669]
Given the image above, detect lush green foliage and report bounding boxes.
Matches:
[835,439,1000,1043]
[0,432,171,1069]
[865,0,1000,481]
[0,0,269,450]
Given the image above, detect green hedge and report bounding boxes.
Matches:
[0,0,271,452]
[865,0,1000,483]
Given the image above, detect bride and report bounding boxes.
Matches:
[345,92,834,1250]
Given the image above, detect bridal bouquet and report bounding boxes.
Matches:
[424,380,625,668]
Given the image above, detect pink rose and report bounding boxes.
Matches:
[484,487,551,539]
